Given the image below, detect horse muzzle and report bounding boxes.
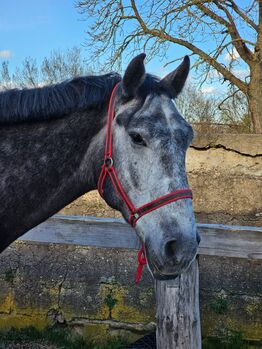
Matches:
[144,234,199,280]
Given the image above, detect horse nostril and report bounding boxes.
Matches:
[196,231,201,245]
[165,239,177,259]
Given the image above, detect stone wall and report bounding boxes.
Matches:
[60,134,262,226]
[0,242,155,344]
[0,241,261,343]
[188,134,262,226]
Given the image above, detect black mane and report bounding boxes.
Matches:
[0,73,121,124]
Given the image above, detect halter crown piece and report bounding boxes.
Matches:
[98,83,193,284]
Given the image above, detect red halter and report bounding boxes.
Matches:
[98,83,193,283]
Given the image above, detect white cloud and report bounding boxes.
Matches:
[201,86,216,94]
[0,50,12,59]
[224,48,240,62]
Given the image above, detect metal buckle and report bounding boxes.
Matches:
[104,157,113,168]
[130,212,140,227]
[133,212,140,220]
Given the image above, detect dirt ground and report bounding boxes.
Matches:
[59,190,121,218]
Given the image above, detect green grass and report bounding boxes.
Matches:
[210,295,229,315]
[203,329,249,349]
[0,326,127,349]
[1,326,261,349]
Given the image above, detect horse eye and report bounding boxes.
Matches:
[129,132,146,146]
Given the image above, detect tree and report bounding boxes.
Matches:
[176,83,250,133]
[76,0,261,133]
[12,57,39,88]
[0,47,89,89]
[0,61,11,89]
[218,89,251,132]
[176,83,217,123]
[41,47,86,85]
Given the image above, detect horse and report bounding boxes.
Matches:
[0,54,199,280]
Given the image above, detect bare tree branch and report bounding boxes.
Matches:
[130,0,247,93]
[195,1,254,64]
[76,0,262,132]
[227,0,258,31]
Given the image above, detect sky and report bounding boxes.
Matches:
[0,0,252,95]
[0,0,177,75]
[0,0,86,72]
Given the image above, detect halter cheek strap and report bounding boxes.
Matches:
[98,83,193,283]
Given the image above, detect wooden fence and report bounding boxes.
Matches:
[21,215,262,260]
[20,215,262,349]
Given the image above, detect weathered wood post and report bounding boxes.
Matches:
[155,258,201,349]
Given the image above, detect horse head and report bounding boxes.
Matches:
[99,54,199,280]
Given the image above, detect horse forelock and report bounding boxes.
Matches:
[117,74,193,146]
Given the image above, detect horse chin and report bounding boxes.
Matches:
[146,253,181,281]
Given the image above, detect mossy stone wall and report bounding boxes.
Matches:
[0,241,261,343]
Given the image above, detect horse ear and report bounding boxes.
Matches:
[161,56,190,98]
[122,53,146,97]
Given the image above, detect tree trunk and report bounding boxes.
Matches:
[155,258,201,349]
[248,62,262,134]
[248,0,262,134]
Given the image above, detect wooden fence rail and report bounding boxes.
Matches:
[21,214,262,260]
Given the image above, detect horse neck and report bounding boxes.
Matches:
[0,107,106,251]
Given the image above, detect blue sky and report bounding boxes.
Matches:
[0,0,178,75]
[0,0,86,72]
[0,1,200,71]
[0,0,252,95]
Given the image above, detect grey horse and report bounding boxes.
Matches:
[0,54,199,280]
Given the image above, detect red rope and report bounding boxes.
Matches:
[135,244,147,284]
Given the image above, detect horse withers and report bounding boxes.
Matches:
[0,54,199,280]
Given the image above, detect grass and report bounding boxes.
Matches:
[210,295,228,315]
[1,326,261,349]
[203,329,250,349]
[0,326,127,349]
[203,337,248,349]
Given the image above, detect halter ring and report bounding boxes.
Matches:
[104,157,113,168]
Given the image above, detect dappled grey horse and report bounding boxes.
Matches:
[0,54,199,280]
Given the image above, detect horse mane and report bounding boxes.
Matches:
[0,73,122,124]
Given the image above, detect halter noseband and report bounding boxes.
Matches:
[98,83,193,283]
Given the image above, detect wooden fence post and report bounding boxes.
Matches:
[155,258,201,349]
